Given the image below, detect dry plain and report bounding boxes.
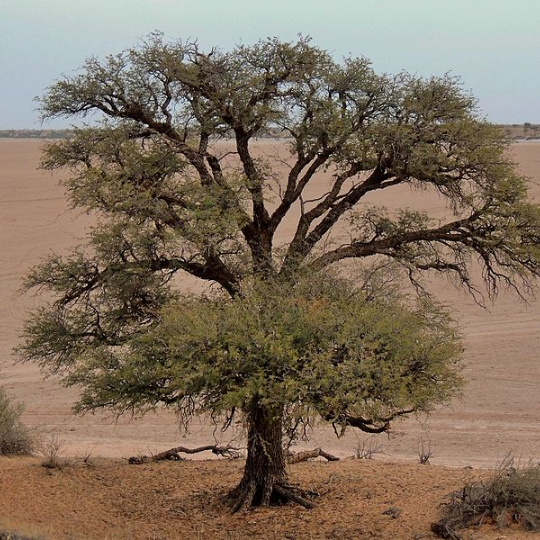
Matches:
[1,139,540,539]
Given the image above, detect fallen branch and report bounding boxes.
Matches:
[286,448,340,464]
[128,444,242,464]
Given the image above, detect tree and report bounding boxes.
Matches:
[19,35,540,510]
[121,275,462,510]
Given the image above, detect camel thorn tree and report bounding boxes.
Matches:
[18,35,540,511]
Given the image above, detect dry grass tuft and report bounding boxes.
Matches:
[353,435,384,460]
[40,435,68,470]
[416,437,432,465]
[432,454,540,538]
[0,531,44,540]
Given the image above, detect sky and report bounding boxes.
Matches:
[1,0,539,128]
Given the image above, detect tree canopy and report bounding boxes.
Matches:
[36,35,540,296]
[18,35,540,509]
[62,275,462,433]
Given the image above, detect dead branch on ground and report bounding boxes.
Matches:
[286,448,340,464]
[128,444,242,464]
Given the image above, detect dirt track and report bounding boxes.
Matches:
[1,139,540,467]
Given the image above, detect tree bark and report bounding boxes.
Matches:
[227,399,314,512]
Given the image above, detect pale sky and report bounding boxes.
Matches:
[1,0,539,128]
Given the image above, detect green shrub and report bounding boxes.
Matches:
[433,456,540,538]
[0,388,34,456]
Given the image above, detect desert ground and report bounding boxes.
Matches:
[3,455,534,540]
[1,139,540,538]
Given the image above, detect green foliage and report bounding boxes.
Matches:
[54,274,462,435]
[0,389,34,456]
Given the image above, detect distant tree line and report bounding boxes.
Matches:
[0,128,292,140]
[502,123,540,140]
[1,125,539,141]
[0,129,72,139]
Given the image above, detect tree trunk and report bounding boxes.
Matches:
[227,400,314,512]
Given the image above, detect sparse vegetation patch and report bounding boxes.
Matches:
[40,434,67,470]
[0,532,44,540]
[432,455,540,538]
[0,389,34,456]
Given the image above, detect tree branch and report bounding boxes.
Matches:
[311,212,481,270]
[331,409,416,434]
[282,166,393,270]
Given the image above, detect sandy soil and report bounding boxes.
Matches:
[0,455,533,540]
[1,139,540,469]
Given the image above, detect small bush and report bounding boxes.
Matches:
[433,455,540,538]
[40,434,67,470]
[354,436,384,459]
[0,388,34,456]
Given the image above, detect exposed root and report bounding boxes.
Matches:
[227,480,316,513]
[286,448,339,464]
[128,444,241,464]
[273,484,316,509]
[228,481,256,514]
